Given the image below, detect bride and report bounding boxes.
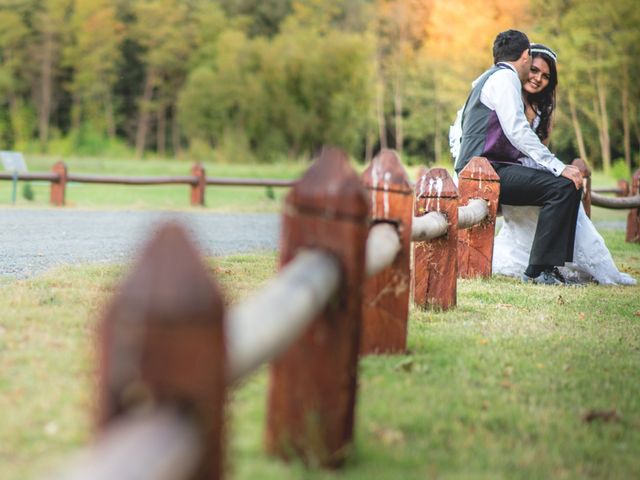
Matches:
[451,43,635,285]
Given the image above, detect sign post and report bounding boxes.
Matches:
[0,151,28,205]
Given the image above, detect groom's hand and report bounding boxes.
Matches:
[561,165,582,190]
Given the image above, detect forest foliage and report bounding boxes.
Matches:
[0,0,638,170]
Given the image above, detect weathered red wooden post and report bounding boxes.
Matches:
[97,223,227,479]
[413,168,458,310]
[266,146,369,467]
[627,168,640,243]
[360,149,413,354]
[50,161,67,206]
[572,158,591,218]
[191,163,206,206]
[457,157,500,278]
[617,179,630,197]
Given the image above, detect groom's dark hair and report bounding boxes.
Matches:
[493,29,530,64]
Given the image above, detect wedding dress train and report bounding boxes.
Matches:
[493,204,636,285]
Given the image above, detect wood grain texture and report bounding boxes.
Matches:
[413,167,458,310]
[360,149,413,354]
[457,157,500,279]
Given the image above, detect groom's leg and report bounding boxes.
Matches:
[493,164,582,267]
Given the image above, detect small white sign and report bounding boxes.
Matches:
[0,151,28,173]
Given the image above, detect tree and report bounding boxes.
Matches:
[130,0,196,158]
[0,8,31,147]
[31,0,72,150]
[64,0,123,142]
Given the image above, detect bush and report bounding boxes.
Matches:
[611,159,631,181]
[21,182,34,201]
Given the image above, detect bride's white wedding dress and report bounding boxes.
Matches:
[493,204,636,285]
[449,105,636,285]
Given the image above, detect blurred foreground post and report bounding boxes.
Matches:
[97,223,227,479]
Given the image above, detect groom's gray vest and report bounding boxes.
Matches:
[454,64,525,173]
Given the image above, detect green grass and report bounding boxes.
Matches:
[0,228,638,479]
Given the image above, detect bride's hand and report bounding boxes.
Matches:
[560,165,582,190]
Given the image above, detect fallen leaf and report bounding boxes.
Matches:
[582,409,620,423]
[395,358,414,372]
[578,312,586,320]
[371,425,405,446]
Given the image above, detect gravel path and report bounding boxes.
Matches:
[1,209,280,278]
[1,209,626,279]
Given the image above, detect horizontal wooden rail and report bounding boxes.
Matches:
[225,250,340,382]
[67,174,198,185]
[592,187,624,195]
[458,198,489,229]
[0,163,296,207]
[0,171,295,187]
[591,192,640,209]
[0,172,59,181]
[56,410,201,480]
[411,211,448,241]
[206,177,295,187]
[365,223,402,277]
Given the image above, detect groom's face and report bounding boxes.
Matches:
[516,48,533,84]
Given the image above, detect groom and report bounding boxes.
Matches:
[454,29,583,285]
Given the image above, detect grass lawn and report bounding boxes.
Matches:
[0,223,638,479]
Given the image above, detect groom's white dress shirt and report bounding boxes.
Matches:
[451,62,566,176]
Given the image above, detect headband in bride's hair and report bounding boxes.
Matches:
[530,44,558,62]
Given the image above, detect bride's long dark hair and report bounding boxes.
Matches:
[527,44,557,142]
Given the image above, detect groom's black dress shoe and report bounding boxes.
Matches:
[521,267,566,285]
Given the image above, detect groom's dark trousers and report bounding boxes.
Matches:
[492,163,582,267]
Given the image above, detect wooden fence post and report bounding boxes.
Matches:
[191,163,206,206]
[572,158,591,218]
[50,161,67,206]
[360,149,413,354]
[627,168,640,243]
[617,179,630,197]
[266,146,369,467]
[97,223,226,480]
[457,157,500,278]
[413,168,458,310]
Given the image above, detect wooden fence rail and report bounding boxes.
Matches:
[0,161,296,207]
[51,149,638,480]
[58,410,201,480]
[570,158,640,243]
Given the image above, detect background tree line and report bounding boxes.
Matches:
[0,0,637,171]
